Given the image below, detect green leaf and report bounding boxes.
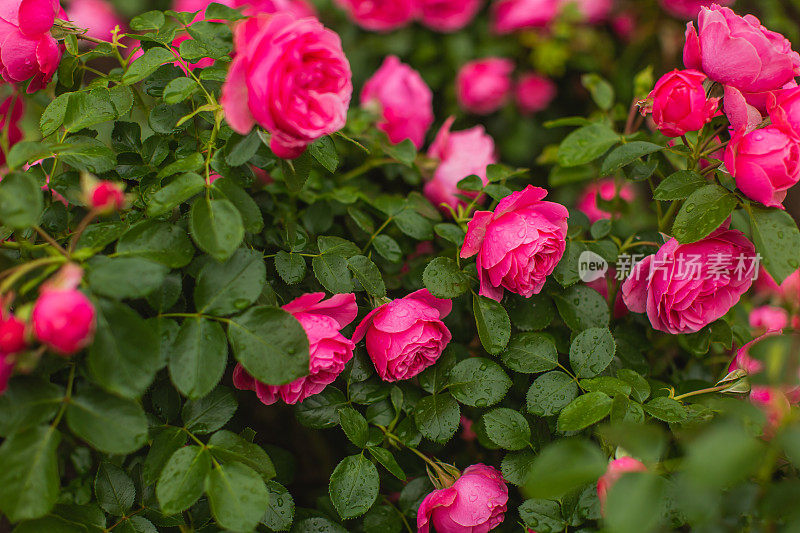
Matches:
[749,206,800,284]
[189,197,245,262]
[672,184,738,243]
[156,446,211,515]
[457,174,484,192]
[394,209,433,240]
[143,426,186,485]
[62,89,117,132]
[434,223,466,245]
[130,10,165,30]
[182,387,237,434]
[473,294,511,355]
[642,397,688,423]
[682,421,763,489]
[292,517,347,533]
[338,407,369,448]
[123,47,176,84]
[156,153,204,179]
[501,450,536,486]
[318,235,361,257]
[367,446,406,480]
[414,393,460,443]
[328,455,379,519]
[0,377,62,436]
[553,285,610,331]
[147,172,205,216]
[653,170,707,200]
[87,257,169,300]
[580,376,632,397]
[0,426,61,522]
[502,332,559,373]
[519,498,565,533]
[363,505,402,533]
[507,294,555,331]
[601,142,663,175]
[40,93,70,136]
[482,408,530,450]
[295,387,347,429]
[423,257,470,299]
[370,234,401,263]
[116,220,194,268]
[569,327,615,378]
[95,462,135,516]
[448,358,511,408]
[169,318,228,399]
[279,152,312,193]
[58,136,116,173]
[312,254,354,294]
[162,78,199,104]
[558,123,619,167]
[527,371,580,416]
[88,299,162,399]
[617,369,651,403]
[194,248,266,316]
[66,389,147,454]
[382,138,416,167]
[228,306,310,386]
[524,439,607,499]
[261,481,294,532]
[582,73,615,110]
[212,178,264,233]
[347,255,386,297]
[557,392,613,432]
[274,251,306,285]
[208,430,276,481]
[0,173,43,229]
[223,131,261,167]
[604,472,666,533]
[307,136,339,173]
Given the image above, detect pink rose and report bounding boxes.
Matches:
[749,305,789,333]
[597,457,647,513]
[768,87,800,140]
[660,0,733,19]
[577,178,635,223]
[461,185,569,301]
[755,267,800,303]
[221,13,352,159]
[724,125,800,208]
[561,0,613,23]
[0,312,26,355]
[66,0,125,41]
[491,0,560,34]
[424,117,497,211]
[611,11,636,41]
[0,0,65,92]
[352,289,452,382]
[417,464,508,533]
[646,69,720,137]
[622,226,756,334]
[515,73,556,114]
[0,93,23,167]
[456,58,514,115]
[88,180,126,213]
[417,0,482,32]
[233,293,357,405]
[683,6,800,98]
[333,0,414,32]
[32,289,96,355]
[750,387,791,438]
[361,56,433,149]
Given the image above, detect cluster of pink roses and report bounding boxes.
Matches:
[234,289,452,405]
[456,58,557,116]
[333,0,482,33]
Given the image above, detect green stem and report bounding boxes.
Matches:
[51,363,77,429]
[339,158,394,182]
[34,226,69,258]
[0,256,67,294]
[362,217,393,253]
[673,383,729,401]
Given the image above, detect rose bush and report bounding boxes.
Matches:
[1,1,800,532]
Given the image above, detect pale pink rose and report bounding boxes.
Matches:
[515,73,556,114]
[577,178,635,223]
[333,0,415,32]
[491,0,560,33]
[221,13,352,159]
[0,93,23,167]
[749,306,789,333]
[0,311,27,355]
[32,289,96,355]
[424,117,497,211]
[461,185,569,301]
[361,56,433,149]
[417,0,482,32]
[597,457,647,513]
[233,293,357,405]
[622,226,757,334]
[88,180,126,213]
[417,464,508,533]
[352,289,452,382]
[560,0,613,23]
[724,125,800,208]
[66,0,125,41]
[683,6,800,100]
[660,0,733,19]
[0,0,66,92]
[645,69,720,137]
[456,57,514,115]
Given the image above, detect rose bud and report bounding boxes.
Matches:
[768,87,800,140]
[515,73,557,114]
[597,457,648,513]
[645,69,720,137]
[460,185,569,301]
[361,56,434,149]
[660,0,733,19]
[417,464,508,533]
[87,180,126,213]
[424,117,497,211]
[32,289,96,355]
[221,13,352,159]
[352,289,452,382]
[683,5,800,106]
[577,178,635,223]
[417,0,482,32]
[333,0,415,32]
[456,58,514,115]
[0,312,27,355]
[749,306,789,333]
[0,94,24,167]
[724,125,800,208]
[622,225,757,334]
[491,0,560,34]
[233,293,357,405]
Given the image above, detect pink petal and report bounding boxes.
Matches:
[460,211,493,258]
[17,0,57,37]
[406,288,453,319]
[221,55,255,134]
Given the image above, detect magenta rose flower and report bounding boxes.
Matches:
[333,0,414,32]
[233,293,357,405]
[352,289,452,382]
[417,0,482,32]
[577,178,636,223]
[491,0,560,33]
[66,0,125,41]
[424,116,497,211]
[768,87,800,140]
[456,57,514,115]
[660,0,733,19]
[515,73,556,114]
[646,69,720,137]
[361,56,433,149]
[724,125,800,208]
[683,6,800,99]
[622,226,757,334]
[32,289,96,355]
[221,13,352,159]
[418,464,508,533]
[749,305,789,333]
[0,0,66,92]
[461,185,569,301]
[597,457,647,513]
[0,311,26,355]
[0,93,23,167]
